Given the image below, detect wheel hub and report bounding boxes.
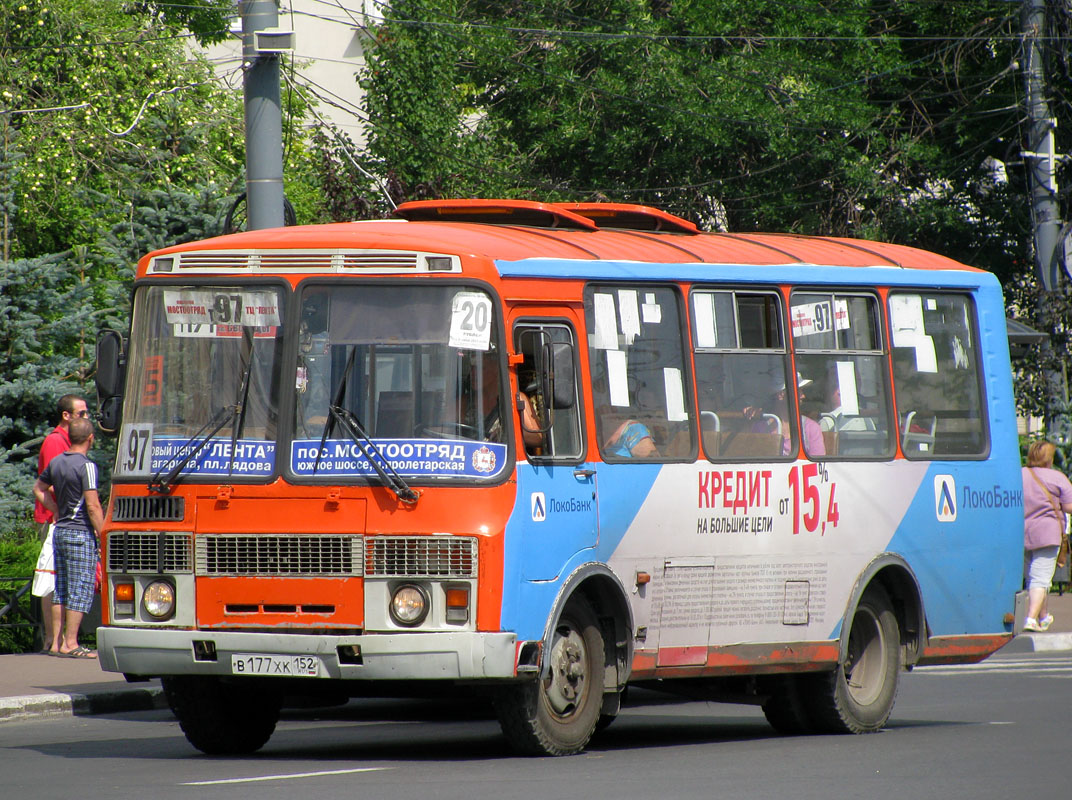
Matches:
[546,630,587,715]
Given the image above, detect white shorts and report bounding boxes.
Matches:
[1025,545,1060,590]
[31,524,55,598]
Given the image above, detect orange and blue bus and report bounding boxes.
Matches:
[94,199,1023,755]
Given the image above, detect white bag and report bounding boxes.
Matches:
[31,524,55,597]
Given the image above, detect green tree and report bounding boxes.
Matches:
[0,0,247,259]
[358,0,1034,248]
[0,251,94,528]
[356,0,1071,417]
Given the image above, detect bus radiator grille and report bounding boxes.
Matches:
[194,534,364,577]
[112,495,185,522]
[365,536,478,578]
[106,532,193,573]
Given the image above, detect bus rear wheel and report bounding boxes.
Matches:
[163,676,282,755]
[495,598,605,756]
[804,584,901,734]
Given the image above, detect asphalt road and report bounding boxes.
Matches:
[4,651,1070,800]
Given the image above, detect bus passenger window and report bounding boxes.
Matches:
[584,285,694,462]
[889,292,987,457]
[514,323,583,460]
[691,290,792,460]
[792,292,894,459]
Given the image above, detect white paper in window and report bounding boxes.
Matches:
[693,293,718,348]
[163,290,215,325]
[448,291,493,350]
[641,293,662,324]
[835,361,859,416]
[664,368,688,421]
[914,335,938,373]
[890,295,925,346]
[606,350,630,407]
[790,303,817,337]
[593,293,619,350]
[239,292,282,327]
[618,290,642,345]
[834,299,850,331]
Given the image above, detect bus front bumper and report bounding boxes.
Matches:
[97,626,520,681]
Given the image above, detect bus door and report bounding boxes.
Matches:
[511,316,595,580]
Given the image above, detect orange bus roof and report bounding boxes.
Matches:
[145,200,980,274]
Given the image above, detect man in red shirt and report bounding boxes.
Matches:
[32,394,88,653]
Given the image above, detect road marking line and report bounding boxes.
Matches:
[182,767,387,785]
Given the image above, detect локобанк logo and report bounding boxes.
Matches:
[934,474,957,522]
[531,492,546,522]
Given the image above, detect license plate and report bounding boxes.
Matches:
[230,654,320,677]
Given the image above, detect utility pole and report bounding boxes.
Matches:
[241,0,287,230]
[1022,0,1069,439]
[1022,0,1062,292]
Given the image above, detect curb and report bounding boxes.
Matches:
[999,632,1072,654]
[0,686,166,723]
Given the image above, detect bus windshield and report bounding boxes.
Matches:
[291,283,508,482]
[114,284,285,482]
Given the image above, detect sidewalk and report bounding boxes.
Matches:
[0,650,164,722]
[1000,587,1072,654]
[2,597,1071,725]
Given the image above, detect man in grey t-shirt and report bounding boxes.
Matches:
[33,418,104,658]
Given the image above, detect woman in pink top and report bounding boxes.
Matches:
[1022,440,1072,631]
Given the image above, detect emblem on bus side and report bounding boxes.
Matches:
[531,492,546,522]
[934,474,957,522]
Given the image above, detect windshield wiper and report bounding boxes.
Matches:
[313,346,357,476]
[226,331,256,478]
[329,405,419,506]
[148,404,236,494]
[310,346,418,505]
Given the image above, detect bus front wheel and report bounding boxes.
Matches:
[162,676,282,755]
[804,584,901,733]
[495,598,605,756]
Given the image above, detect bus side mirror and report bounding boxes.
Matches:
[95,330,126,436]
[548,342,575,410]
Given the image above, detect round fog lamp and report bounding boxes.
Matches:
[390,584,428,626]
[142,580,175,619]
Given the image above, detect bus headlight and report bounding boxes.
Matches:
[390,584,429,627]
[142,580,176,620]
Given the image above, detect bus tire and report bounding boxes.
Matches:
[162,676,281,755]
[803,584,900,734]
[761,675,813,735]
[495,597,604,756]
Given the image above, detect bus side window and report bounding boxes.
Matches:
[691,289,792,461]
[584,285,695,462]
[792,292,894,460]
[514,323,583,460]
[888,293,987,457]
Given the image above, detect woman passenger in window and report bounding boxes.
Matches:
[758,374,824,457]
[598,407,658,458]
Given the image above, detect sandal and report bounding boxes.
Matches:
[59,646,98,659]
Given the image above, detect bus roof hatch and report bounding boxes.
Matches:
[394,199,599,231]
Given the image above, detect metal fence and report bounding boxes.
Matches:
[0,577,37,632]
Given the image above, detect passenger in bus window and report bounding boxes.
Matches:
[516,376,544,452]
[769,373,824,456]
[820,381,876,433]
[599,410,658,458]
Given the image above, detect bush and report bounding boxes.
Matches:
[0,521,43,653]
